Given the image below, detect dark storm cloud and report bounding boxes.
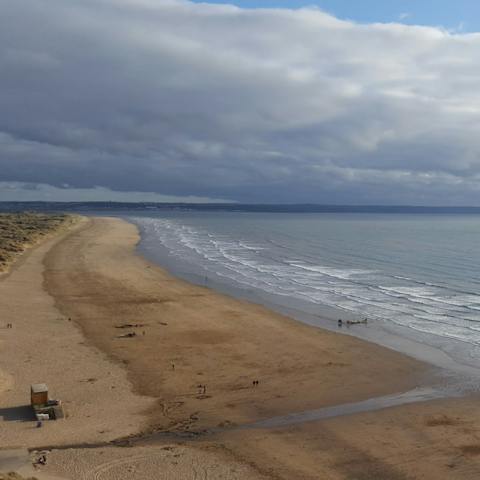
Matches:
[3,0,480,203]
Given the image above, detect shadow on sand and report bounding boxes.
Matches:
[0,405,35,422]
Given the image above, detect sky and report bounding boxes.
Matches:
[192,0,479,32]
[2,0,480,204]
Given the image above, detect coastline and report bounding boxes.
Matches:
[133,216,480,379]
[43,217,429,432]
[3,215,480,479]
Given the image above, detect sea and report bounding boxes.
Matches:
[3,202,480,374]
[129,209,480,374]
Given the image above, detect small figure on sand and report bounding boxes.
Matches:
[252,380,259,386]
[118,332,136,338]
[171,363,175,371]
[338,319,343,328]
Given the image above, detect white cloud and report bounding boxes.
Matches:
[2,1,480,204]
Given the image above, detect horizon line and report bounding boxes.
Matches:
[3,201,480,210]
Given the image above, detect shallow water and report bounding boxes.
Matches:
[242,387,449,429]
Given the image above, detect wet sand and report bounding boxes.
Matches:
[3,215,480,479]
[219,395,480,479]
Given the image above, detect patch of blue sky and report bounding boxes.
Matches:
[190,0,478,33]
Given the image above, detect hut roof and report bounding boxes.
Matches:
[31,383,48,393]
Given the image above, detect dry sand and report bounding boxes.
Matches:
[39,444,269,480]
[3,215,480,479]
[0,217,154,448]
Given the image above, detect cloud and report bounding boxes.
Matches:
[2,0,480,204]
[0,182,230,203]
[398,12,411,21]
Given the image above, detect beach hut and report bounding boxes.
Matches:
[31,384,48,406]
[30,383,64,420]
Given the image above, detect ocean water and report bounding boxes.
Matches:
[128,211,480,372]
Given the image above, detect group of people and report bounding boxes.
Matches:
[5,323,12,329]
[338,318,368,327]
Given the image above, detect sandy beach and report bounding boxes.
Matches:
[2,216,480,479]
[0,216,154,447]
[43,217,427,431]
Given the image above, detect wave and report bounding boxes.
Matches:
[289,262,374,280]
[131,215,480,351]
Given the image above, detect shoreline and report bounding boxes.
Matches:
[4,215,480,479]
[47,218,431,424]
[133,216,480,381]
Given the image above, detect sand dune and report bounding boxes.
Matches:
[0,213,69,274]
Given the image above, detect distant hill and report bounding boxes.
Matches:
[2,201,480,214]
